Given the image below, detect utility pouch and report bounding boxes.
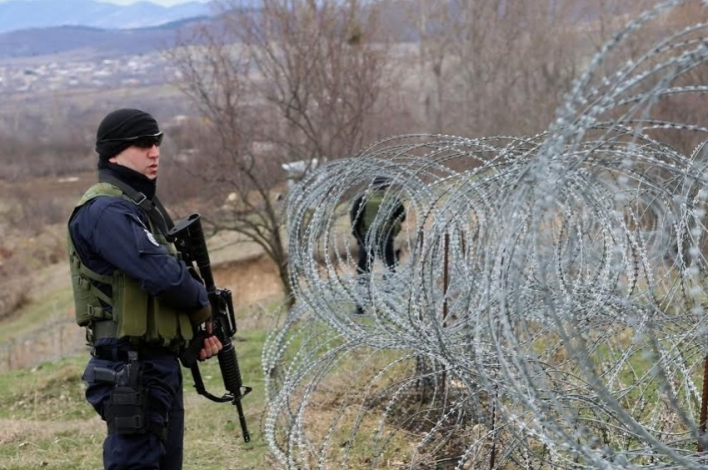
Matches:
[99,353,148,436]
[112,273,148,339]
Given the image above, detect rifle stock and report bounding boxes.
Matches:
[168,213,252,443]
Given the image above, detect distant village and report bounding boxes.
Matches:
[0,52,181,94]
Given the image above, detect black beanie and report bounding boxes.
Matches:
[95,108,160,161]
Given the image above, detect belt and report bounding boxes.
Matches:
[91,344,178,362]
[90,321,183,360]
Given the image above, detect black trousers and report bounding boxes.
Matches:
[82,339,184,470]
[356,235,397,275]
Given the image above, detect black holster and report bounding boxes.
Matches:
[93,351,164,440]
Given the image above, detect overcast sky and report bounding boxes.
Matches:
[95,0,210,4]
[0,0,211,5]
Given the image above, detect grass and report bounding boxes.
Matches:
[0,285,74,345]
[5,217,698,468]
[0,207,294,467]
[0,326,271,470]
[5,282,699,468]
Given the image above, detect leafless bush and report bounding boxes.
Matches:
[0,231,62,320]
[166,0,399,300]
[6,188,70,235]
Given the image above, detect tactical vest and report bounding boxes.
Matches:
[361,191,402,237]
[67,183,193,347]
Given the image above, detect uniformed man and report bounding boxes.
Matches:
[67,108,222,469]
[349,176,405,314]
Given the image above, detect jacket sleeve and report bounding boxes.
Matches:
[350,195,363,237]
[393,198,405,223]
[82,199,209,311]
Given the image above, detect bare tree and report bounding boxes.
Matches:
[403,0,454,133]
[231,0,394,160]
[405,0,613,138]
[649,0,708,154]
[166,0,395,303]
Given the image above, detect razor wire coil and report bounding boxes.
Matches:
[263,1,708,468]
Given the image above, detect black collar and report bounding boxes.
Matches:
[97,165,173,235]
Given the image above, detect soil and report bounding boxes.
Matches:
[213,253,283,307]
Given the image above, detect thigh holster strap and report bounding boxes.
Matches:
[105,386,167,442]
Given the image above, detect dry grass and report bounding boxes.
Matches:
[0,169,290,466]
[0,328,272,470]
[0,417,103,446]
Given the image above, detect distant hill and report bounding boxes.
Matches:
[0,0,216,34]
[0,19,212,59]
[0,0,425,61]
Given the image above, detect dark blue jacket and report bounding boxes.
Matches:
[69,195,208,312]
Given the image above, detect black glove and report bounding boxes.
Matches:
[179,327,211,368]
[189,304,212,325]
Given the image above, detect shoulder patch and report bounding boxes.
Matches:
[144,229,160,247]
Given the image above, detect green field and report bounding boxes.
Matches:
[0,328,271,470]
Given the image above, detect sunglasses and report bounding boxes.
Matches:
[99,132,164,149]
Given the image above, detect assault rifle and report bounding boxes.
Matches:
[167,213,252,443]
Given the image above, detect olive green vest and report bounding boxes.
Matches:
[67,183,193,347]
[362,191,401,237]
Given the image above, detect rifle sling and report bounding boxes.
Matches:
[98,173,175,234]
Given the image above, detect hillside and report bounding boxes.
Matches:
[0,19,210,60]
[0,162,285,466]
[0,172,284,373]
[0,334,269,469]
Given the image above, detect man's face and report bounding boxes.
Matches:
[109,142,160,180]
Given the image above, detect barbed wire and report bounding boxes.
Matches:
[263,1,708,468]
